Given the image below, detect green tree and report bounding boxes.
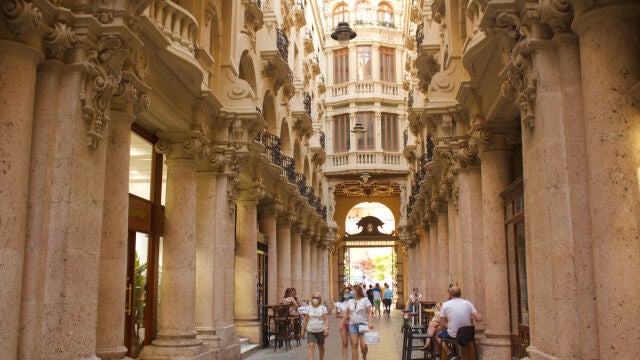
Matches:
[370,253,392,281]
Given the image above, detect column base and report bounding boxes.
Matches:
[95,345,130,360]
[140,342,212,360]
[527,345,579,360]
[477,331,511,360]
[234,319,262,344]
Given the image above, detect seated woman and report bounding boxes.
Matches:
[421,302,442,351]
[281,288,300,316]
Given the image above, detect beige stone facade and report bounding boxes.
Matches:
[0,0,638,359]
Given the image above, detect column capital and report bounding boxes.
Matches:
[470,126,520,155]
[155,131,210,164]
[259,198,282,216]
[277,213,294,226]
[291,221,303,234]
[238,178,266,202]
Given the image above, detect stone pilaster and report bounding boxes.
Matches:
[477,129,513,359]
[276,214,293,298]
[301,230,312,299]
[573,4,640,358]
[436,207,449,295]
[0,38,42,360]
[20,58,60,360]
[419,227,430,296]
[428,219,438,298]
[447,200,461,289]
[141,134,211,360]
[234,183,264,343]
[259,201,280,306]
[95,108,136,360]
[291,222,303,294]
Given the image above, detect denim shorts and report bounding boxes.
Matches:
[349,323,365,335]
[437,328,455,340]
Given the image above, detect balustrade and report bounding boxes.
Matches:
[277,29,289,62]
[304,92,311,116]
[147,1,198,53]
[319,131,326,151]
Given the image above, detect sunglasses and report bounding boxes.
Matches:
[312,296,320,299]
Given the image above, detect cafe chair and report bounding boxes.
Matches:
[441,326,477,360]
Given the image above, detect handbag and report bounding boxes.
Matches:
[358,323,369,332]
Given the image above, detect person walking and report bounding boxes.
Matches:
[301,292,329,360]
[339,284,374,360]
[382,285,393,317]
[335,286,353,360]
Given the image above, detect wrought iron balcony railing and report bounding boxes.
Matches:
[403,129,408,148]
[259,131,282,166]
[319,131,326,151]
[408,88,414,110]
[416,23,424,50]
[426,134,434,162]
[304,91,312,116]
[277,28,289,62]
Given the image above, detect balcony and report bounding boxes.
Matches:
[325,151,408,174]
[328,81,404,103]
[259,26,294,97]
[291,89,312,135]
[146,1,198,55]
[292,0,305,26]
[303,29,314,54]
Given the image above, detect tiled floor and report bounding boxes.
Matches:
[245,309,412,360]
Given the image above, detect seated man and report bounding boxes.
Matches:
[436,286,482,359]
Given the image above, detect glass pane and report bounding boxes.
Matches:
[156,236,164,334]
[129,232,150,358]
[129,132,153,200]
[506,223,519,333]
[161,157,167,206]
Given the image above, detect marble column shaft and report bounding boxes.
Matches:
[419,230,429,296]
[456,167,485,333]
[0,40,42,359]
[573,4,640,358]
[291,223,303,294]
[258,205,278,306]
[301,232,312,299]
[195,169,218,344]
[276,215,293,298]
[437,210,449,294]
[95,109,136,359]
[19,58,59,360]
[479,144,513,357]
[447,202,461,289]
[234,192,260,342]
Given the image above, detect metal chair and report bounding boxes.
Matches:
[441,326,477,360]
[402,322,435,360]
[272,305,291,351]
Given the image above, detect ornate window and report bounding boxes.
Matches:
[357,46,372,81]
[333,114,350,153]
[333,3,349,28]
[381,113,398,151]
[356,112,375,150]
[334,48,350,84]
[355,1,372,24]
[377,2,394,26]
[379,47,396,82]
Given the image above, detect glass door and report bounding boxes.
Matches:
[125,231,151,358]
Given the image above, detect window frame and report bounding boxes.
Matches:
[381,113,398,151]
[379,46,396,83]
[377,3,394,26]
[333,3,349,28]
[333,48,350,84]
[357,45,373,81]
[356,112,375,151]
[333,114,350,153]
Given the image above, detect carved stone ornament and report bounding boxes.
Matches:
[486,12,537,130]
[82,35,130,150]
[43,21,76,60]
[227,174,240,215]
[455,138,478,167]
[1,0,42,38]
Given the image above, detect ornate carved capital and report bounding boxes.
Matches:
[1,0,42,38]
[43,21,76,60]
[239,178,266,202]
[82,35,130,150]
[455,138,479,168]
[260,198,282,216]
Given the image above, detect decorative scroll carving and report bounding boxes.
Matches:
[537,0,572,34]
[456,138,479,167]
[82,35,130,150]
[1,0,42,37]
[43,22,76,59]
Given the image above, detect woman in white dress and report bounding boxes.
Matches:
[339,284,374,360]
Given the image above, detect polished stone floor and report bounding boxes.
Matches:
[245,309,416,360]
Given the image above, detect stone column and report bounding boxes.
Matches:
[276,214,293,298]
[428,221,438,298]
[259,201,279,306]
[573,5,640,358]
[478,131,513,359]
[419,227,429,297]
[141,135,210,360]
[291,222,303,295]
[310,242,318,293]
[301,230,312,299]
[234,186,263,343]
[447,200,461,288]
[406,245,416,292]
[95,108,136,359]
[20,58,59,359]
[456,166,485,333]
[436,208,449,294]
[0,39,42,359]
[195,165,218,347]
[320,246,329,303]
